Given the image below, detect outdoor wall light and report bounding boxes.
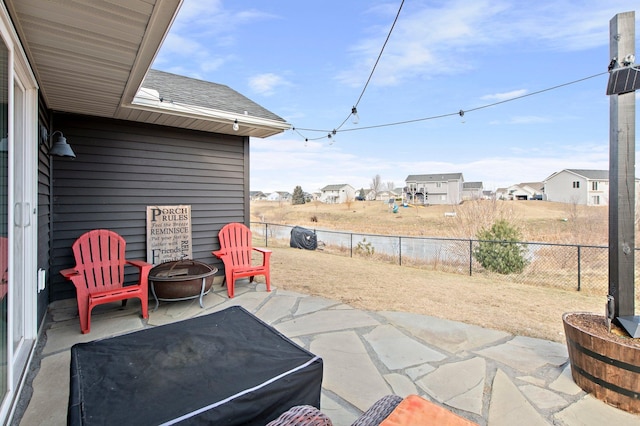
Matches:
[232,119,240,132]
[48,130,76,158]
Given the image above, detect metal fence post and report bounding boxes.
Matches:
[577,245,581,291]
[469,239,473,276]
[399,236,402,265]
[350,233,353,258]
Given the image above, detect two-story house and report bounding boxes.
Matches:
[405,173,464,205]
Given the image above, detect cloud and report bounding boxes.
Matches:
[481,89,529,102]
[336,1,631,87]
[248,73,291,96]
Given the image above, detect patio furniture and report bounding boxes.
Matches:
[148,260,217,310]
[68,306,323,425]
[268,394,478,426]
[267,395,402,426]
[212,222,271,298]
[60,229,152,334]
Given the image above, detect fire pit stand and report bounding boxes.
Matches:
[149,260,218,310]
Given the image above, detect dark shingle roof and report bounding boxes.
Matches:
[142,69,285,122]
[463,182,483,189]
[405,173,464,182]
[566,169,609,180]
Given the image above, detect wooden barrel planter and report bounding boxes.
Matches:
[563,312,640,413]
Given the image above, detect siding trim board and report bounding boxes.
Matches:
[50,114,244,301]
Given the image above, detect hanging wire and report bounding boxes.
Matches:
[294,71,608,136]
[334,0,405,132]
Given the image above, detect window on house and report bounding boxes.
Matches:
[572,181,580,188]
[592,195,600,205]
[591,181,598,190]
[436,182,442,188]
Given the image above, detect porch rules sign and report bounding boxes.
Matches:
[146,205,192,265]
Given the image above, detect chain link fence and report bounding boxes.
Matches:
[251,222,629,296]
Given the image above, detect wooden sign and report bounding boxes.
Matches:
[146,205,192,265]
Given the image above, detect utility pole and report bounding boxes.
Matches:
[608,11,638,336]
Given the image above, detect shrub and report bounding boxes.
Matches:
[474,219,527,274]
[354,238,375,257]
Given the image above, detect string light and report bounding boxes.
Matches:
[351,107,359,125]
[292,71,608,142]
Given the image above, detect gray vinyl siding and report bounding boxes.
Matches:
[37,103,52,324]
[49,114,248,301]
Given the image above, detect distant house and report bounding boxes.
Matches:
[250,191,267,201]
[266,191,291,202]
[405,173,464,205]
[462,182,484,200]
[543,169,618,206]
[320,184,356,203]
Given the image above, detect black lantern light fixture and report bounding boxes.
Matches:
[44,129,76,158]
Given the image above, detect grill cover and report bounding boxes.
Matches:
[290,226,318,250]
[68,306,323,425]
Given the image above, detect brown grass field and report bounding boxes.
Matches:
[250,199,638,343]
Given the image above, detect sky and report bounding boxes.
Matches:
[152,1,640,193]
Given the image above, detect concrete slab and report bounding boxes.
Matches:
[310,331,391,412]
[488,369,549,426]
[475,336,567,374]
[554,395,640,426]
[19,351,70,426]
[380,311,510,353]
[276,309,380,338]
[364,324,446,370]
[417,357,486,415]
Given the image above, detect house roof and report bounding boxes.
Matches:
[406,173,464,182]
[321,184,352,191]
[463,182,483,189]
[565,169,610,180]
[7,0,289,138]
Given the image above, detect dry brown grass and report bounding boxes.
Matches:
[268,247,603,343]
[251,199,629,343]
[251,199,611,243]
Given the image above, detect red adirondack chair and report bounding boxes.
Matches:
[60,229,152,334]
[212,223,271,298]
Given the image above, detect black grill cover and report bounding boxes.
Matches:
[290,226,318,250]
[68,306,323,426]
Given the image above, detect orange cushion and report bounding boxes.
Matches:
[380,395,478,426]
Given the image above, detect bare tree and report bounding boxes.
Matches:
[370,174,382,200]
[385,181,395,193]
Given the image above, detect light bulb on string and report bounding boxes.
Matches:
[304,138,308,147]
[351,107,359,124]
[233,119,239,131]
[459,110,465,124]
[328,129,337,145]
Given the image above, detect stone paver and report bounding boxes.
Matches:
[364,324,446,370]
[276,308,380,337]
[554,395,640,426]
[474,335,568,374]
[380,311,510,353]
[417,356,486,415]
[488,369,549,426]
[16,286,640,426]
[311,330,392,412]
